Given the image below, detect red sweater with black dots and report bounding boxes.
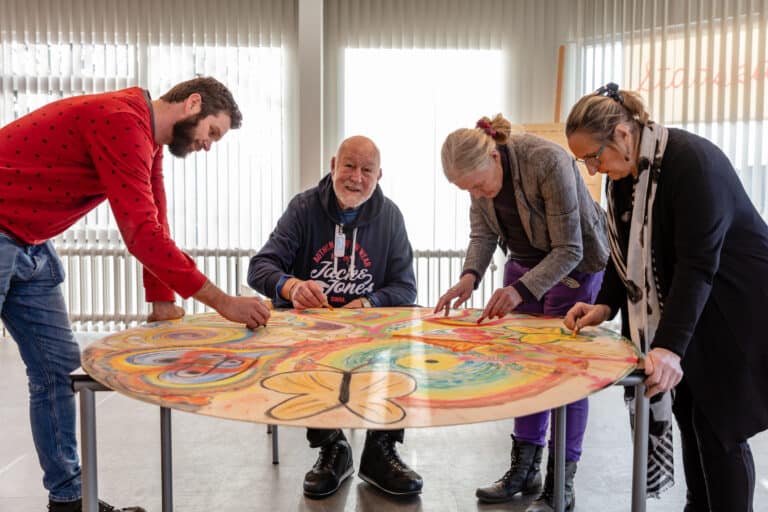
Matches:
[0,87,206,302]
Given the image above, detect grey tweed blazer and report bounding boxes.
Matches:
[462,134,609,299]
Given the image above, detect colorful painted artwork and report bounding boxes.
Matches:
[82,308,639,429]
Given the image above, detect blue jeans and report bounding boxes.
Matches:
[0,233,82,501]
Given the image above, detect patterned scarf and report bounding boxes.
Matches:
[606,122,675,498]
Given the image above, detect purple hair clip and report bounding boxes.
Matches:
[476,119,497,137]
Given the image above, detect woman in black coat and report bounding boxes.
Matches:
[563,83,768,511]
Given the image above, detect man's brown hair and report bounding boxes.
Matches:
[160,77,242,128]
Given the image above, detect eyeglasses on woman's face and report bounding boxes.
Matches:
[575,142,606,172]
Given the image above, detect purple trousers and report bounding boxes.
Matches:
[505,259,604,462]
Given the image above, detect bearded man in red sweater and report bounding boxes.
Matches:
[0,77,270,512]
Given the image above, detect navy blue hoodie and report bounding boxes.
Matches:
[247,173,417,308]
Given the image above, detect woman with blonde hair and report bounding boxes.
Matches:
[564,83,768,511]
[435,114,608,511]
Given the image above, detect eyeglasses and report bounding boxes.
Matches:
[576,143,606,172]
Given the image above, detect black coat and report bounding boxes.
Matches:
[597,128,768,445]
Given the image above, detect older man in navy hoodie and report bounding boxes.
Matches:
[247,135,420,499]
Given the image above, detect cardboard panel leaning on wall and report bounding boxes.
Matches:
[522,123,603,204]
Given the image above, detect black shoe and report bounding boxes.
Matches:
[475,436,543,503]
[525,456,577,512]
[358,431,423,496]
[303,436,354,498]
[48,499,146,512]
[683,489,707,512]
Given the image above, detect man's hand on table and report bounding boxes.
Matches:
[193,280,271,329]
[148,301,185,322]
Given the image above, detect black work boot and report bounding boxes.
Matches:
[48,499,146,512]
[303,432,354,499]
[526,455,577,512]
[475,436,543,503]
[358,431,423,496]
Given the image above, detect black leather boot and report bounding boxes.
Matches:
[526,455,577,512]
[303,432,354,498]
[358,431,423,496]
[475,436,543,503]
[48,500,146,512]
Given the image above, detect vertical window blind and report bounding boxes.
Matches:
[324,0,512,306]
[0,0,296,327]
[329,0,767,307]
[3,0,765,328]
[568,0,768,217]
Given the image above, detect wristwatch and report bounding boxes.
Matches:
[359,297,372,308]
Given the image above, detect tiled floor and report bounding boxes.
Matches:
[1,335,766,512]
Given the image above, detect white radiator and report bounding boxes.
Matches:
[49,231,499,332]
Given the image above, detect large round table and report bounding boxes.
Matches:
[82,307,639,429]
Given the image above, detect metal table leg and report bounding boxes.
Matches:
[271,425,280,464]
[631,384,649,512]
[553,404,567,512]
[79,388,99,512]
[160,407,173,512]
[616,370,648,512]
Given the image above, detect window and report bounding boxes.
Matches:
[344,48,505,251]
[578,18,768,218]
[147,45,287,249]
[343,48,506,306]
[0,0,295,328]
